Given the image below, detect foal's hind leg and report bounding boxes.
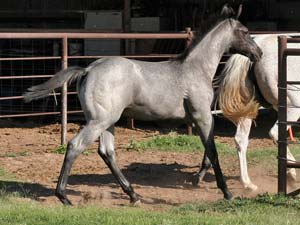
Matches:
[56,120,108,205]
[195,114,232,199]
[98,126,140,205]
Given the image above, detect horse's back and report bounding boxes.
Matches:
[254,35,300,107]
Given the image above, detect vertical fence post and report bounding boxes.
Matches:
[278,36,287,194]
[123,0,131,53]
[123,0,135,129]
[186,27,193,135]
[61,36,68,145]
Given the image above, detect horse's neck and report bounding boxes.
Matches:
[185,21,231,81]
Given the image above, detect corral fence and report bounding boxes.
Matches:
[278,35,300,196]
[1,30,298,147]
[0,30,193,145]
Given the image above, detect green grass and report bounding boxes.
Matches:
[0,194,300,225]
[126,132,296,170]
[245,144,300,169]
[126,132,280,166]
[246,147,277,165]
[127,132,235,154]
[52,145,96,156]
[0,167,16,181]
[0,151,28,158]
[0,167,24,201]
[0,133,299,224]
[290,145,300,159]
[52,145,67,154]
[173,194,300,225]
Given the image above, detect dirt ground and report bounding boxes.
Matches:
[0,111,296,210]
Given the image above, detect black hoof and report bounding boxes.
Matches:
[190,174,200,186]
[56,192,73,206]
[224,191,233,200]
[130,193,140,205]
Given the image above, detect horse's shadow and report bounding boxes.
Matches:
[0,162,240,204]
[68,162,239,189]
[0,180,80,200]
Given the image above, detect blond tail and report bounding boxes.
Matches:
[217,54,260,125]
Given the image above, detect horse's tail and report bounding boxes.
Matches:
[217,54,260,125]
[23,66,86,102]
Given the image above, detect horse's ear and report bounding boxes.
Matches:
[236,4,243,19]
[220,3,235,18]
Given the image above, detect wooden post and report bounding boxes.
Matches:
[61,36,68,145]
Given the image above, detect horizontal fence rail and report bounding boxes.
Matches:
[1,30,299,144]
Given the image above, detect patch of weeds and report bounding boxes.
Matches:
[82,149,96,156]
[290,145,300,159]
[0,183,31,201]
[0,187,16,201]
[247,147,277,164]
[0,168,15,181]
[0,168,7,178]
[52,145,96,156]
[52,145,67,154]
[127,132,235,154]
[175,193,300,214]
[127,132,203,152]
[0,151,28,158]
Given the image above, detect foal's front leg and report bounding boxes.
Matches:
[187,101,232,200]
[190,153,211,186]
[98,126,140,205]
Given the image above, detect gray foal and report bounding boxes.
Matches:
[24,12,262,205]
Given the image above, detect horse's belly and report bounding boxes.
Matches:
[123,104,186,121]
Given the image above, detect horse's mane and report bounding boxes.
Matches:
[175,16,233,62]
[174,19,224,61]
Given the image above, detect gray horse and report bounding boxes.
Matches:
[24,12,262,205]
[217,34,300,191]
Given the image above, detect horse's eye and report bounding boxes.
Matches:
[243,30,249,35]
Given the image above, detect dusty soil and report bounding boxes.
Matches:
[0,112,297,210]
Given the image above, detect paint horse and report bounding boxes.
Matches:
[217,34,300,190]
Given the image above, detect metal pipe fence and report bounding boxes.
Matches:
[0,30,191,144]
[278,35,300,196]
[1,30,298,146]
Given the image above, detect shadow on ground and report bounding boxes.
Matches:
[0,180,80,200]
[68,162,240,189]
